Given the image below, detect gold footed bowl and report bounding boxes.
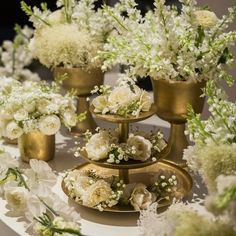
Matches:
[62,161,192,213]
[54,67,104,135]
[18,131,55,162]
[152,79,206,167]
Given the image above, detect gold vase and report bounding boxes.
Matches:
[18,131,55,162]
[54,67,104,135]
[152,79,206,167]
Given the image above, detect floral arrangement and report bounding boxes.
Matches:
[64,168,177,211]
[0,77,83,140]
[0,25,40,81]
[91,76,152,117]
[75,128,167,164]
[184,81,236,192]
[0,148,83,235]
[99,0,236,84]
[21,0,111,70]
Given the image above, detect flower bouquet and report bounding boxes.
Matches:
[91,79,152,117]
[0,25,40,82]
[64,168,178,211]
[0,77,83,161]
[0,149,83,235]
[75,128,167,164]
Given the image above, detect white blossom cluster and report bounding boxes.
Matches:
[99,0,236,83]
[91,81,152,117]
[0,25,40,81]
[64,169,125,211]
[22,0,112,70]
[0,150,82,236]
[0,77,79,140]
[64,168,177,211]
[76,129,167,163]
[186,81,236,145]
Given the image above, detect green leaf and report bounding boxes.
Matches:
[218,47,233,64]
[195,26,205,48]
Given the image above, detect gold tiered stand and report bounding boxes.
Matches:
[83,104,169,184]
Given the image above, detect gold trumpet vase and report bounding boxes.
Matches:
[152,79,205,167]
[18,131,55,162]
[54,67,104,135]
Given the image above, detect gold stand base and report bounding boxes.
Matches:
[71,96,98,136]
[164,123,188,167]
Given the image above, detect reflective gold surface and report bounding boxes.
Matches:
[152,79,206,167]
[62,160,192,213]
[18,131,55,162]
[54,67,104,135]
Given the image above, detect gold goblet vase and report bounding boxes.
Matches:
[152,79,206,167]
[54,68,104,135]
[18,131,55,162]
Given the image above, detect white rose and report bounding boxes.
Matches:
[85,131,110,161]
[92,95,109,114]
[37,98,51,114]
[5,121,23,139]
[24,99,36,113]
[194,10,218,28]
[108,86,138,112]
[14,109,29,121]
[82,180,112,207]
[130,183,153,211]
[38,115,61,135]
[63,109,77,127]
[127,135,152,161]
[0,108,14,120]
[4,186,29,212]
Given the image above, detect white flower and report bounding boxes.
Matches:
[38,115,61,135]
[24,160,57,192]
[108,86,138,112]
[37,98,51,114]
[194,10,218,28]
[85,131,110,161]
[82,180,112,207]
[0,150,19,169]
[139,90,152,112]
[14,109,29,121]
[127,135,152,161]
[4,185,29,213]
[47,10,65,25]
[92,95,109,114]
[5,121,23,139]
[63,110,77,127]
[130,183,153,211]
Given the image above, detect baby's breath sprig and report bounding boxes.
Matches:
[91,85,111,95]
[107,144,128,164]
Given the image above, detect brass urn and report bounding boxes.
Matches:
[54,67,104,135]
[152,79,206,167]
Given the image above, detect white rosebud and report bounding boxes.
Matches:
[194,10,218,28]
[38,115,61,135]
[63,109,77,127]
[5,121,23,139]
[92,95,109,114]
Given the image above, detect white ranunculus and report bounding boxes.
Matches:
[82,180,112,207]
[14,109,29,121]
[130,183,153,211]
[85,131,110,161]
[38,115,61,135]
[92,95,109,114]
[194,10,218,28]
[5,121,23,139]
[4,186,29,212]
[108,86,138,112]
[63,110,77,127]
[127,135,152,161]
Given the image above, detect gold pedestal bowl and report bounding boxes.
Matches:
[152,79,205,167]
[54,67,104,135]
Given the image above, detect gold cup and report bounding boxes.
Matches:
[152,79,206,167]
[18,131,55,162]
[54,67,104,135]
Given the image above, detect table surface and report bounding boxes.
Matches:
[0,73,207,236]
